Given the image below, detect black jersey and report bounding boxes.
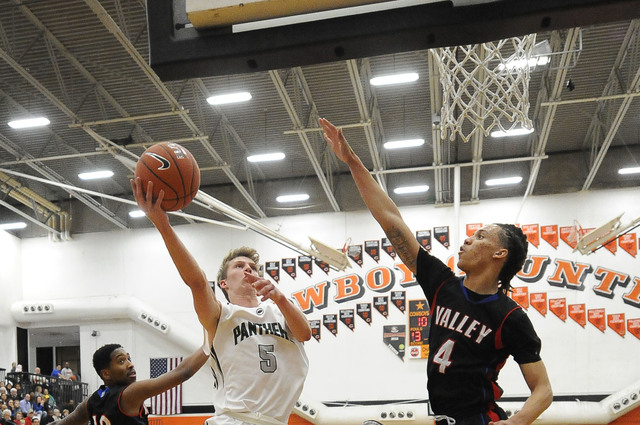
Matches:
[86,385,148,425]
[416,248,541,422]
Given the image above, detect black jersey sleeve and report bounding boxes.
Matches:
[416,247,456,304]
[501,307,542,364]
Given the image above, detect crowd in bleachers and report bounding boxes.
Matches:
[0,362,87,425]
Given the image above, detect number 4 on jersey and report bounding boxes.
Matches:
[433,339,455,373]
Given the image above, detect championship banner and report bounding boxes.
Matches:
[603,238,617,255]
[608,313,625,337]
[569,304,586,327]
[383,325,406,361]
[266,261,280,282]
[282,258,296,280]
[323,314,338,337]
[588,308,606,332]
[559,226,578,249]
[391,291,406,313]
[357,303,372,324]
[374,296,389,318]
[416,230,431,251]
[298,255,313,277]
[511,286,529,309]
[541,225,558,249]
[309,320,321,341]
[314,258,330,275]
[408,299,429,359]
[365,240,380,262]
[466,223,482,237]
[549,298,566,321]
[434,226,450,249]
[522,224,540,248]
[382,238,396,259]
[628,318,640,340]
[530,292,547,316]
[619,233,637,257]
[347,244,364,267]
[340,309,355,331]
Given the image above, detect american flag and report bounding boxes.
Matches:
[149,357,182,415]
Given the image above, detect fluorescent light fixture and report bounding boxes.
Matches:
[78,170,114,180]
[276,194,309,203]
[619,167,640,175]
[129,210,146,218]
[0,222,27,230]
[498,56,550,71]
[486,176,523,186]
[206,92,252,105]
[384,138,425,150]
[8,117,50,129]
[490,128,534,138]
[370,72,419,86]
[393,185,429,194]
[247,152,285,163]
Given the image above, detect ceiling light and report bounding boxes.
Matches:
[8,117,50,129]
[393,185,429,194]
[129,210,146,218]
[247,152,285,163]
[490,128,534,138]
[370,72,419,86]
[0,222,27,230]
[276,194,309,203]
[78,170,114,180]
[619,167,640,175]
[485,176,523,186]
[384,138,425,150]
[498,56,550,71]
[206,91,252,105]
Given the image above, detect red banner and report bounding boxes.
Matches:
[568,304,586,327]
[619,233,637,257]
[511,287,529,309]
[549,298,566,321]
[466,223,482,237]
[588,308,606,332]
[607,313,626,337]
[628,318,640,341]
[541,225,558,249]
[530,292,547,316]
[522,224,540,248]
[559,226,578,249]
[603,238,618,255]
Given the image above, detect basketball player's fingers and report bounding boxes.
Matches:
[243,271,259,283]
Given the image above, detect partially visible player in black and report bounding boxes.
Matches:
[319,118,552,425]
[56,340,208,425]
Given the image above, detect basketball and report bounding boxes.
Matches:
[134,142,200,211]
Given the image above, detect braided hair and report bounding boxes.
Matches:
[495,223,529,293]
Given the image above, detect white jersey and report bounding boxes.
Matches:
[207,301,309,425]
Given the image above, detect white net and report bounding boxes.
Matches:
[432,34,537,143]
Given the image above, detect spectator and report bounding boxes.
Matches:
[40,391,54,411]
[18,396,32,416]
[59,411,68,419]
[58,365,71,382]
[39,409,53,425]
[6,401,17,419]
[13,367,21,374]
[29,417,38,425]
[9,363,16,373]
[0,394,6,406]
[12,411,23,425]
[23,410,33,425]
[32,398,44,416]
[49,410,60,422]
[49,368,60,381]
[1,409,13,425]
[7,390,18,403]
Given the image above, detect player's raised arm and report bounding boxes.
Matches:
[131,177,222,334]
[319,117,421,273]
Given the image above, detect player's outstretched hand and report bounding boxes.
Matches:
[130,177,168,225]
[244,272,284,303]
[319,118,356,164]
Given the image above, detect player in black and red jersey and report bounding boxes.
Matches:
[57,340,208,425]
[320,118,552,425]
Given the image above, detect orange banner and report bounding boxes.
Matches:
[522,224,540,248]
[466,223,482,237]
[568,304,586,327]
[530,292,547,316]
[628,318,640,341]
[619,233,637,257]
[541,225,558,249]
[559,226,578,249]
[588,308,606,332]
[549,298,566,321]
[511,286,529,309]
[607,313,626,337]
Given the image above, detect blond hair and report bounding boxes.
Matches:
[216,247,260,301]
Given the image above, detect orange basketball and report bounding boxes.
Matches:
[134,142,200,211]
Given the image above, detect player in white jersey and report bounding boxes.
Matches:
[132,179,311,425]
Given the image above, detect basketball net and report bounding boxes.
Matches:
[431,34,536,143]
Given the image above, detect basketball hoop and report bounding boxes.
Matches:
[431,34,537,143]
